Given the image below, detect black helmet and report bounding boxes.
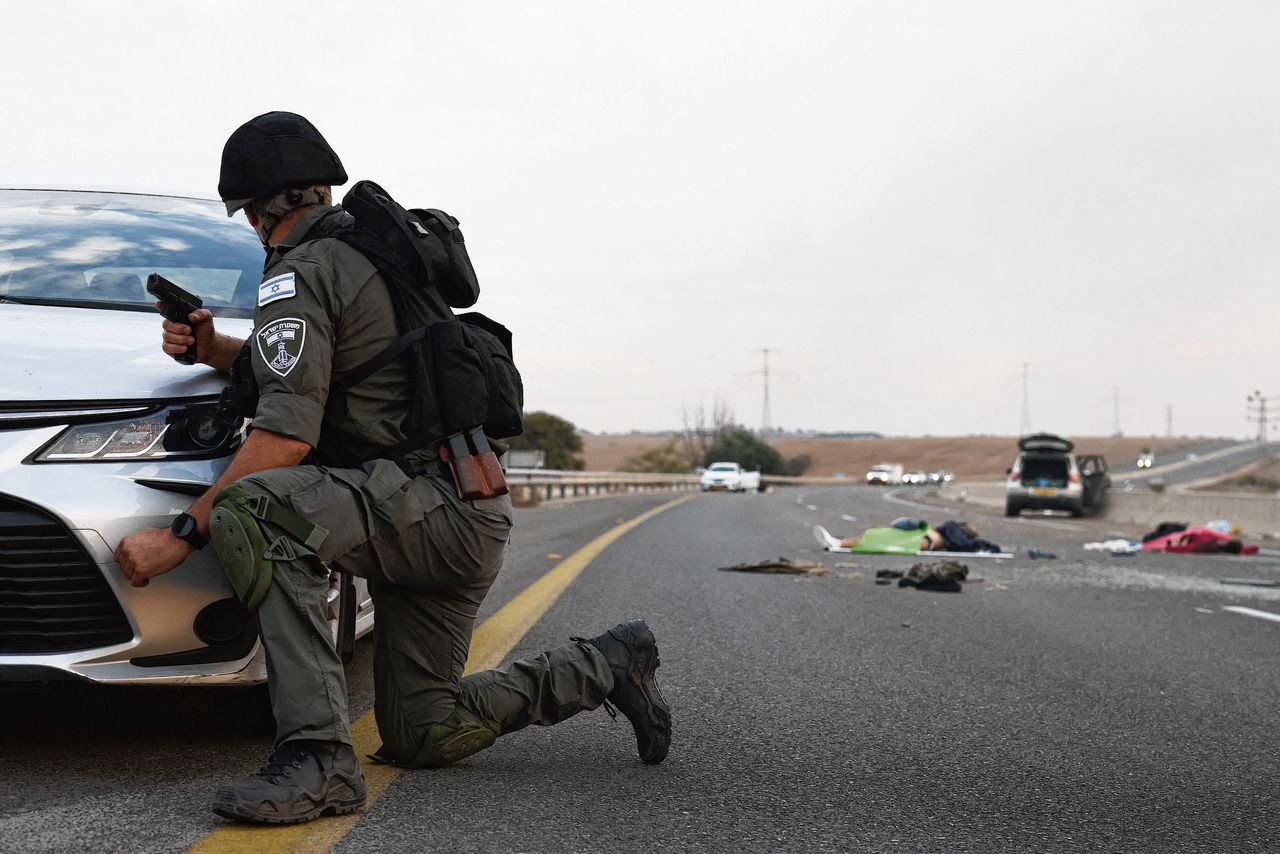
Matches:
[218,111,347,216]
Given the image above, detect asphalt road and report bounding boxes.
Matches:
[3,486,1280,853]
[1113,439,1277,486]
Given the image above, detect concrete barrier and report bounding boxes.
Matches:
[1105,491,1280,538]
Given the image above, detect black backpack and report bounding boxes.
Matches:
[329,181,523,458]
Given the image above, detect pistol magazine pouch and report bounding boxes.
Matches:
[209,484,329,611]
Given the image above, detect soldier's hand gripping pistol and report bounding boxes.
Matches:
[146,273,204,365]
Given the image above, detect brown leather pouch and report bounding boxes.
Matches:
[439,429,509,501]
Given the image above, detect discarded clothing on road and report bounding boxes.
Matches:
[1142,522,1188,543]
[1083,539,1142,556]
[897,560,969,593]
[1142,527,1258,555]
[719,557,829,576]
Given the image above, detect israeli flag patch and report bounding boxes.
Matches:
[258,273,297,306]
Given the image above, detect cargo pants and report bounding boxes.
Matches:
[233,458,615,760]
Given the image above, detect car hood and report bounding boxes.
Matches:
[0,303,253,401]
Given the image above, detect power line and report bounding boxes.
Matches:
[1019,362,1032,437]
[759,348,771,434]
[1246,390,1279,442]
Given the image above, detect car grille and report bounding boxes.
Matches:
[0,496,133,653]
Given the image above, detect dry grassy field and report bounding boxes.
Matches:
[581,433,1198,477]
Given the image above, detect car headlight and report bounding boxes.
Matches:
[33,403,242,462]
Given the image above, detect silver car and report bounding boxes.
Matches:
[0,188,372,691]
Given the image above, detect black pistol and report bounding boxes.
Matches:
[146,274,204,365]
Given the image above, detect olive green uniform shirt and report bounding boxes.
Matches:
[250,205,420,465]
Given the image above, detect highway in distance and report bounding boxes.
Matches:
[2,485,1278,853]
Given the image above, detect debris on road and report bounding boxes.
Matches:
[1142,522,1189,543]
[1219,578,1280,588]
[1143,527,1259,555]
[1026,548,1058,559]
[1084,539,1142,556]
[719,557,828,576]
[898,560,969,593]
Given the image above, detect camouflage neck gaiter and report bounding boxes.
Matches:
[256,185,329,248]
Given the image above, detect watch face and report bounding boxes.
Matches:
[173,514,195,538]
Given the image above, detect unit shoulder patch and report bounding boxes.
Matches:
[258,272,297,306]
[256,318,307,378]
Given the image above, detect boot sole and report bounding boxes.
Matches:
[625,625,672,765]
[212,789,367,825]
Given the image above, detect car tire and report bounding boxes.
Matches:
[1004,501,1021,517]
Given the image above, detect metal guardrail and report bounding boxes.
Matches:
[504,468,701,502]
[501,469,869,503]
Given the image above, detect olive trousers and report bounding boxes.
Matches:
[234,458,614,761]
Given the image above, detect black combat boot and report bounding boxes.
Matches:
[581,619,672,764]
[212,739,367,824]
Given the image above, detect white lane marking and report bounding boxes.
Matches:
[1223,605,1280,624]
[1194,607,1215,615]
[840,514,857,522]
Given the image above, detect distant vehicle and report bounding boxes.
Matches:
[1005,433,1110,517]
[902,470,929,486]
[866,463,904,485]
[1136,449,1154,469]
[700,462,761,493]
[928,469,954,484]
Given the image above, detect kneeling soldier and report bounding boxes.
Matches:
[112,111,671,825]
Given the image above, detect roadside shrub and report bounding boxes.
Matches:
[620,441,692,474]
[703,427,787,475]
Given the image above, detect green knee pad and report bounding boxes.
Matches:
[209,484,274,611]
[208,483,329,612]
[409,709,501,769]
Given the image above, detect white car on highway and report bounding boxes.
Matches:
[865,462,903,485]
[699,462,761,492]
[0,188,372,695]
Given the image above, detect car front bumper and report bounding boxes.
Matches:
[0,424,264,686]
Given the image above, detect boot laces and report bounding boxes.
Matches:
[252,746,310,783]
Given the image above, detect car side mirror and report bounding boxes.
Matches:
[1005,467,1012,476]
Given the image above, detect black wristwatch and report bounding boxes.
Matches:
[170,512,208,550]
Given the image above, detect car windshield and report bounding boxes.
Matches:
[0,189,263,318]
[709,463,736,471]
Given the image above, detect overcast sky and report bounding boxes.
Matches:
[2,1,1277,438]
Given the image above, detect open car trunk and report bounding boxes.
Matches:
[1020,455,1069,489]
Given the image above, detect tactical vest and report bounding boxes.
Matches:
[276,187,523,472]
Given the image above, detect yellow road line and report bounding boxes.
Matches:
[188,493,692,854]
